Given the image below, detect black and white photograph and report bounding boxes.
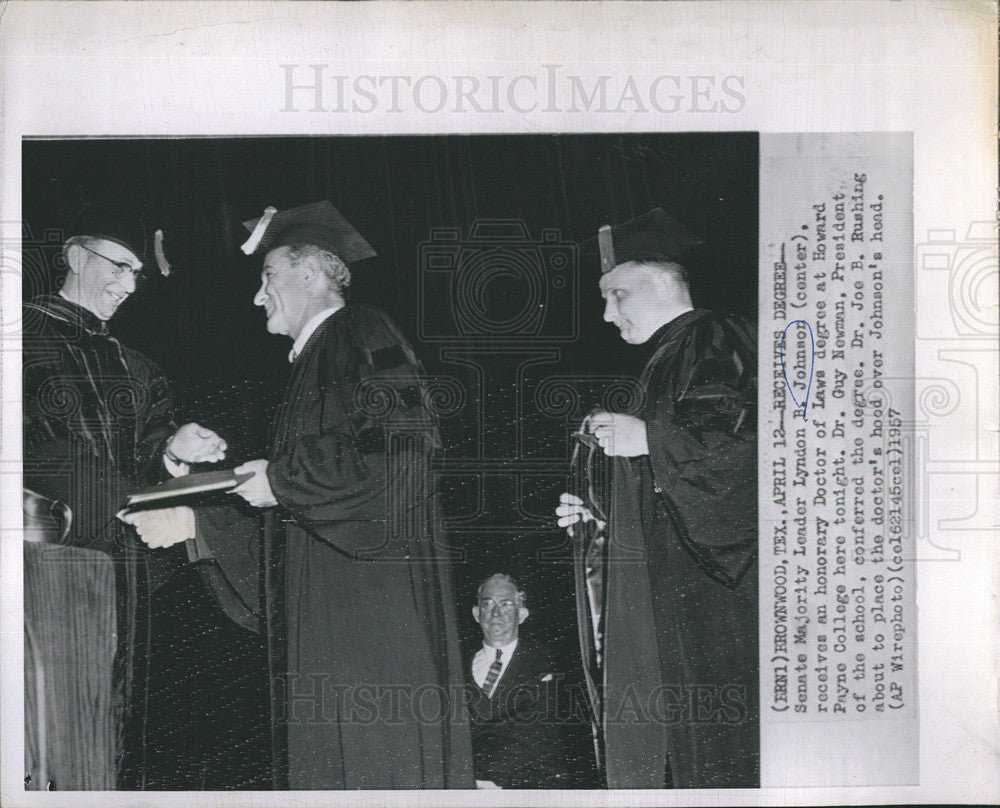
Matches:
[20,133,759,791]
[1,2,996,807]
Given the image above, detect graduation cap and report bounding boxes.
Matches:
[240,201,376,264]
[584,207,702,274]
[69,200,172,276]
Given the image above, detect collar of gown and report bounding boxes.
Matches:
[39,292,109,335]
[289,304,344,363]
[645,307,703,351]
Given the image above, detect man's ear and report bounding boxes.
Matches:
[63,242,86,276]
[296,254,320,283]
[650,266,678,300]
[517,606,529,625]
[472,606,480,623]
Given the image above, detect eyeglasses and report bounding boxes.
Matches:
[79,244,143,282]
[479,599,517,614]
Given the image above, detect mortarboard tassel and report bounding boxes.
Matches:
[598,224,616,274]
[153,229,171,277]
[240,206,278,255]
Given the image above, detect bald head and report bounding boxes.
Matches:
[599,260,693,344]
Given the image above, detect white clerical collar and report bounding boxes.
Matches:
[289,305,343,363]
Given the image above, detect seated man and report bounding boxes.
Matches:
[468,573,597,789]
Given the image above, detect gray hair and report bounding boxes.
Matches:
[61,234,98,260]
[58,235,100,286]
[286,243,352,300]
[476,573,526,607]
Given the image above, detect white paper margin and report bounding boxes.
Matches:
[1,1,997,806]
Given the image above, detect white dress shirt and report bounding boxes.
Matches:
[472,638,519,692]
[289,304,343,363]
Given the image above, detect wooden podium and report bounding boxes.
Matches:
[24,541,117,790]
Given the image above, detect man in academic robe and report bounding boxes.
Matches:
[128,201,473,789]
[467,573,598,790]
[556,209,759,789]
[23,202,228,787]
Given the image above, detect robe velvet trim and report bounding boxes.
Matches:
[195,303,473,789]
[23,294,179,786]
[589,308,760,789]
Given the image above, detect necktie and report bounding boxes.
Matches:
[482,648,503,697]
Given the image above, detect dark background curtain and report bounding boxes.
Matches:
[22,133,757,788]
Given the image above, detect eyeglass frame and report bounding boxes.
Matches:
[477,598,519,615]
[77,243,144,282]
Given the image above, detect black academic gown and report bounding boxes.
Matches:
[197,304,473,790]
[22,294,178,786]
[592,309,759,789]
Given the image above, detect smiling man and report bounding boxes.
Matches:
[22,201,228,788]
[236,201,471,789]
[139,201,474,790]
[467,574,598,790]
[555,208,759,789]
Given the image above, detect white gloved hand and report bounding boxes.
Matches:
[231,459,278,508]
[119,506,196,549]
[585,410,649,457]
[167,422,228,464]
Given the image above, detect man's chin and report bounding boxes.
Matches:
[98,294,127,320]
[97,303,120,321]
[620,329,651,345]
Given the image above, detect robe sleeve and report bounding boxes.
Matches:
[186,503,262,633]
[265,409,385,531]
[23,340,170,548]
[645,314,757,587]
[265,311,435,549]
[128,350,178,486]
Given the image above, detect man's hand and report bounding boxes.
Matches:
[585,410,649,457]
[119,506,195,549]
[167,423,227,464]
[556,492,607,533]
[231,459,278,508]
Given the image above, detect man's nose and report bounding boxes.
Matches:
[120,270,137,295]
[253,284,267,306]
[603,300,615,322]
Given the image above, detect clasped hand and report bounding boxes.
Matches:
[555,410,647,532]
[230,459,278,508]
[167,422,227,464]
[119,506,195,549]
[584,410,649,457]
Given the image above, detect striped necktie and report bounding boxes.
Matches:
[482,647,504,697]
